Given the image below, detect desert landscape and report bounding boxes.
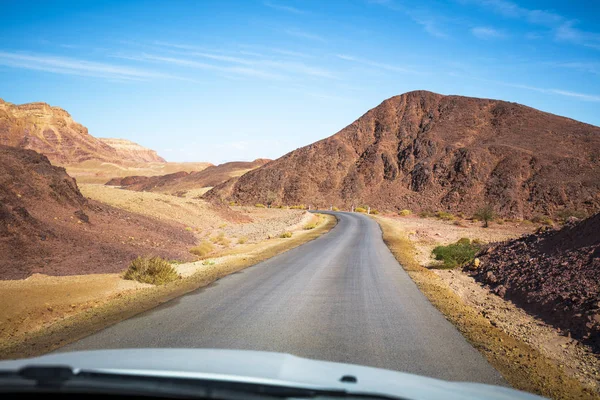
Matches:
[1,91,599,399]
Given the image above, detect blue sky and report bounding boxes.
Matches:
[1,0,599,163]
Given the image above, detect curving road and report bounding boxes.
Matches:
[60,212,504,384]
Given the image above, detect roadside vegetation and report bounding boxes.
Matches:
[473,205,495,228]
[431,238,482,269]
[280,231,293,238]
[189,241,214,257]
[123,256,180,285]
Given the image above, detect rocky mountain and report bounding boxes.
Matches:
[0,145,195,279]
[99,138,165,163]
[205,91,600,218]
[469,213,600,349]
[106,159,270,196]
[0,98,165,165]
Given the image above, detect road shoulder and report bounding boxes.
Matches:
[374,215,598,400]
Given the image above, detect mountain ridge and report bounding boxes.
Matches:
[205,90,600,218]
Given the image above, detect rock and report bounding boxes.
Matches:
[485,271,498,284]
[495,285,507,297]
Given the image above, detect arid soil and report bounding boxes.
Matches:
[377,214,600,396]
[79,184,309,243]
[65,160,213,184]
[469,214,600,351]
[0,99,164,164]
[206,90,600,219]
[106,159,270,196]
[0,146,197,280]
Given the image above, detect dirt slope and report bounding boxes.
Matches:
[106,159,270,196]
[469,214,600,350]
[0,145,195,280]
[0,99,164,164]
[205,91,600,218]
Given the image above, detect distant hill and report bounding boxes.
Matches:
[205,91,600,219]
[0,99,164,164]
[0,145,195,279]
[106,159,270,197]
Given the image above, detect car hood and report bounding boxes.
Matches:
[0,348,545,400]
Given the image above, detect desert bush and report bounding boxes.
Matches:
[237,236,248,244]
[419,210,435,218]
[290,205,306,210]
[496,219,504,225]
[556,209,587,222]
[435,211,455,221]
[303,222,317,230]
[355,207,367,213]
[280,231,293,238]
[211,232,230,246]
[190,241,214,257]
[184,226,193,232]
[432,238,482,269]
[228,201,237,206]
[332,206,340,211]
[255,203,266,208]
[371,209,380,215]
[202,259,215,266]
[399,209,411,216]
[473,205,495,228]
[123,256,180,285]
[531,214,554,225]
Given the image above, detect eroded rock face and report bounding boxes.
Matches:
[98,138,166,163]
[0,99,165,164]
[205,90,600,218]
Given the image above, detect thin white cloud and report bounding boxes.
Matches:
[264,1,306,14]
[471,26,506,39]
[411,17,448,38]
[336,54,421,74]
[284,29,326,42]
[0,51,178,81]
[549,89,600,102]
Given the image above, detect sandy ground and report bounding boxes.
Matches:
[79,184,308,244]
[66,160,212,184]
[380,214,600,393]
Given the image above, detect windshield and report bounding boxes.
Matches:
[0,1,598,400]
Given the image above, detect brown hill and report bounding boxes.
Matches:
[106,159,270,196]
[205,91,600,218]
[0,98,165,164]
[469,214,600,349]
[0,145,195,280]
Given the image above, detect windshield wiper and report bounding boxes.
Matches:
[1,365,392,400]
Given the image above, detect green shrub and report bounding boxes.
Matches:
[280,231,293,238]
[556,209,587,222]
[303,223,317,230]
[435,211,455,221]
[399,209,411,216]
[332,206,340,211]
[531,214,554,225]
[432,238,482,269]
[255,203,266,208]
[228,201,237,206]
[190,241,214,257]
[123,256,180,285]
[237,236,248,244]
[202,259,215,266]
[371,209,380,215]
[473,205,495,228]
[355,207,367,213]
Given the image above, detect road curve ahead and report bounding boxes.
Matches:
[60,212,504,384]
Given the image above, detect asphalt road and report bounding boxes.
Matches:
[60,212,504,384]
